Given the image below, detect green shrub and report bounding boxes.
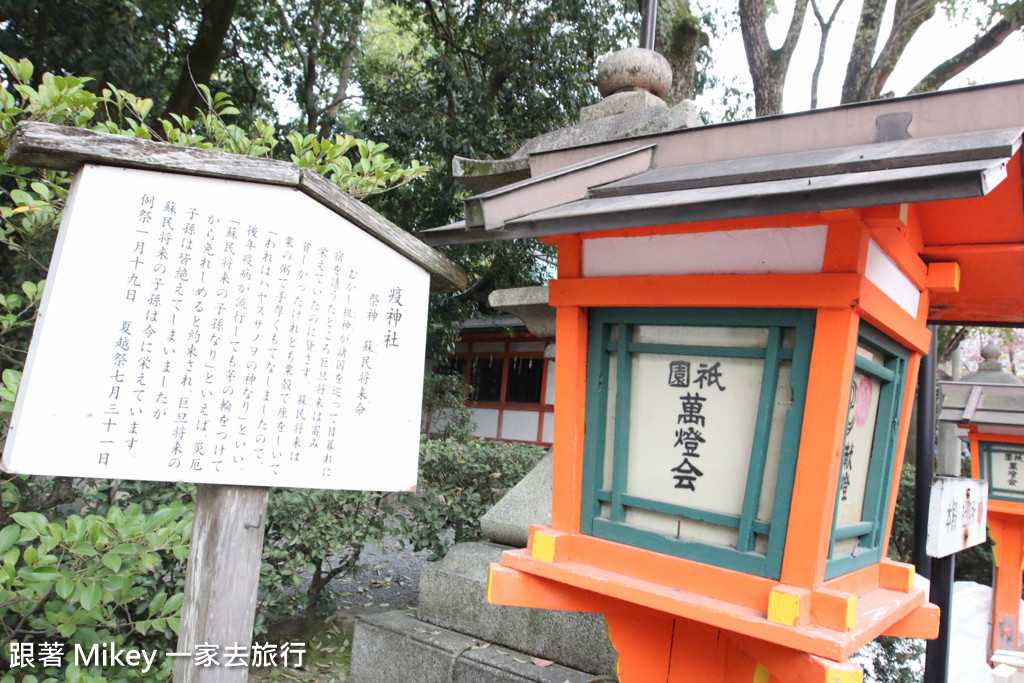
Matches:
[259,489,395,632]
[401,436,546,559]
[0,475,191,682]
[420,372,475,442]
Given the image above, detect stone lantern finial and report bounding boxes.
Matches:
[962,342,1023,385]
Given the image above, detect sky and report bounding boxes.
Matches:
[698,0,1024,117]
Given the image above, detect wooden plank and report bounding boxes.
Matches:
[7,122,300,185]
[174,485,269,683]
[297,171,466,293]
[5,123,466,293]
[548,273,862,310]
[591,127,1022,198]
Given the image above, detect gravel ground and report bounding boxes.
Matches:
[327,534,432,634]
[249,535,433,682]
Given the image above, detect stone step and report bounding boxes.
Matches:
[416,541,616,676]
[349,610,601,683]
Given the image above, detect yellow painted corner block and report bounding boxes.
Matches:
[825,665,864,683]
[753,663,771,683]
[843,596,856,631]
[531,531,558,562]
[767,585,811,626]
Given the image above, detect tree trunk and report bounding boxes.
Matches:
[655,0,709,104]
[738,0,809,117]
[317,0,364,139]
[842,0,936,103]
[162,0,240,118]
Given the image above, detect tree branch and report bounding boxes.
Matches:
[861,0,937,99]
[910,16,1022,94]
[810,0,847,109]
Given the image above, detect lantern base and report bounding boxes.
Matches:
[488,527,939,665]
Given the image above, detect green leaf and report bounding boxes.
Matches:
[12,511,49,535]
[79,582,101,611]
[70,541,98,556]
[0,524,19,554]
[18,565,59,581]
[101,553,121,572]
[161,592,184,615]
[56,577,74,599]
[148,590,167,616]
[9,188,33,204]
[29,182,52,199]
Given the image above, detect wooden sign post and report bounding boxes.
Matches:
[175,485,269,683]
[1,123,465,681]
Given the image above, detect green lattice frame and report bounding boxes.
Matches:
[580,308,816,580]
[978,441,1024,503]
[825,323,909,580]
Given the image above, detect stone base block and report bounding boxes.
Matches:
[416,541,616,675]
[480,453,552,547]
[580,90,667,123]
[349,610,599,683]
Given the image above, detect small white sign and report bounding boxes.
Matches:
[2,165,429,491]
[926,476,988,558]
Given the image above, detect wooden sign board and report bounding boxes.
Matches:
[926,476,988,558]
[1,164,429,491]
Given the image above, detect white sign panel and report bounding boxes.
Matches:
[2,165,429,491]
[926,476,988,559]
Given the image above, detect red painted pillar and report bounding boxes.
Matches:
[989,512,1024,655]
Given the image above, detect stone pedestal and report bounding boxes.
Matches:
[348,454,617,683]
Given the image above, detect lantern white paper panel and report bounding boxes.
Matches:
[625,353,763,519]
[833,368,883,554]
[989,448,1024,499]
[1,165,429,491]
[596,323,796,550]
[602,353,618,490]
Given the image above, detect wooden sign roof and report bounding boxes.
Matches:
[424,80,1024,324]
[6,122,467,293]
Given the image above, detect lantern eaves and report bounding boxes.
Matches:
[939,382,1024,435]
[425,80,1024,324]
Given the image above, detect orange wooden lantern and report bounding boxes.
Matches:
[940,382,1024,657]
[425,81,1024,682]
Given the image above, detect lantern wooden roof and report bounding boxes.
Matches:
[424,80,1024,324]
[939,382,1024,434]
